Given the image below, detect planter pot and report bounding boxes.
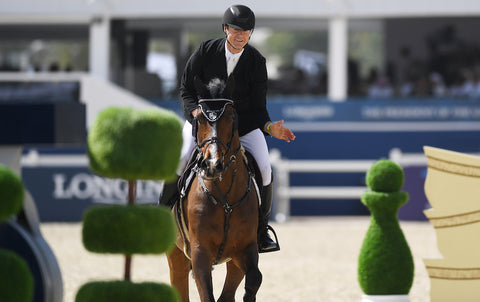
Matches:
[424,208,480,262]
[361,295,410,302]
[423,259,480,302]
[423,146,480,301]
[424,146,480,214]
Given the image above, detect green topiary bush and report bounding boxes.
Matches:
[365,159,404,193]
[0,247,34,302]
[82,204,176,255]
[87,107,182,181]
[358,159,414,295]
[76,281,180,302]
[79,106,181,301]
[0,164,25,221]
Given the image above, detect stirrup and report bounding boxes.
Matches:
[259,225,280,253]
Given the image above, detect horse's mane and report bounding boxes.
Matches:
[207,78,226,99]
[195,76,233,100]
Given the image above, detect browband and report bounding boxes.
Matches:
[198,99,234,122]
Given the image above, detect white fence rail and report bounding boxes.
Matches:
[269,148,429,222]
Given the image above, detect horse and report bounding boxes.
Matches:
[166,78,262,302]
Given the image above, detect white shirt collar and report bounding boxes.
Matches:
[225,41,244,76]
[225,41,244,61]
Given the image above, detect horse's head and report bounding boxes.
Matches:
[193,78,239,179]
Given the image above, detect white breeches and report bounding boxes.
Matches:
[177,121,272,186]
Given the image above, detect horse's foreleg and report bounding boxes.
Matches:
[218,261,245,302]
[242,244,262,302]
[167,245,191,302]
[191,246,215,302]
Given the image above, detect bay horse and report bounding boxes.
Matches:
[167,78,262,302]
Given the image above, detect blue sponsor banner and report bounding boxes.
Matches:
[157,98,480,159]
[267,98,480,122]
[22,165,162,222]
[156,98,480,122]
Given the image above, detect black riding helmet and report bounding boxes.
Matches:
[222,5,255,31]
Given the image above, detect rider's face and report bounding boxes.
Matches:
[224,26,251,53]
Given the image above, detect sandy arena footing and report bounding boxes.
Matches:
[40,216,440,302]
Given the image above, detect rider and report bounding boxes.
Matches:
[159,4,295,253]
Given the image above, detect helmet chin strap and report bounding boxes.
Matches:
[227,38,241,51]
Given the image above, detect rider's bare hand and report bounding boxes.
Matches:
[267,120,296,143]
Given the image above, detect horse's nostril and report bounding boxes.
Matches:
[203,158,215,172]
[215,161,224,172]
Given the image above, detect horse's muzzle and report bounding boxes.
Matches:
[200,158,224,178]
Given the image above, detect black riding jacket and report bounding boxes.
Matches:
[180,38,271,137]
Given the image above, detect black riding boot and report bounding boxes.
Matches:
[258,180,280,253]
[158,176,180,209]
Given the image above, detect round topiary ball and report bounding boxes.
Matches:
[82,205,177,255]
[76,281,180,302]
[88,107,182,181]
[0,164,24,221]
[366,159,404,193]
[0,249,34,302]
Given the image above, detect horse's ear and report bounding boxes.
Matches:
[194,76,209,99]
[225,75,235,99]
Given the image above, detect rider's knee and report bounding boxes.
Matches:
[259,163,272,186]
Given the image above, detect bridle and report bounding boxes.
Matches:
[193,99,239,180]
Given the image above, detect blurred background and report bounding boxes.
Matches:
[1,0,480,222]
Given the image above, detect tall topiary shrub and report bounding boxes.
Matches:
[76,106,182,302]
[0,164,34,302]
[358,159,414,296]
